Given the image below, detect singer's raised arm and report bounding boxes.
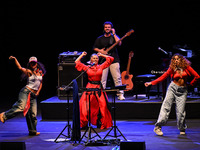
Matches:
[75,51,89,72]
[99,54,114,70]
[75,51,87,63]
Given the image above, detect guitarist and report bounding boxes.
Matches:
[93,21,125,100]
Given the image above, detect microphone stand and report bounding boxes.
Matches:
[55,63,94,143]
[61,64,94,91]
[158,47,172,57]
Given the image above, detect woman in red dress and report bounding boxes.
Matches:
[75,51,114,129]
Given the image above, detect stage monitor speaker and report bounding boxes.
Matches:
[120,141,146,150]
[0,142,26,150]
[57,63,84,99]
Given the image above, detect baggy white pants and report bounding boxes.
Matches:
[155,82,187,131]
[101,62,124,95]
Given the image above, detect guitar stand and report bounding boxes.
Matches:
[103,88,127,141]
[79,90,102,145]
[54,88,72,143]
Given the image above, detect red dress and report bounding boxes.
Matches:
[75,56,114,129]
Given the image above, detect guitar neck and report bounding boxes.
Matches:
[105,29,134,53]
[126,57,132,75]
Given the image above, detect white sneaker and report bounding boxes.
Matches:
[154,126,163,136]
[118,95,125,100]
[180,132,185,135]
[180,131,186,135]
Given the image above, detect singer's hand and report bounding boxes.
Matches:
[82,51,87,56]
[9,56,16,60]
[97,52,102,57]
[97,52,109,58]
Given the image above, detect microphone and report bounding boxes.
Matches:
[178,48,187,52]
[91,62,95,66]
[158,47,168,55]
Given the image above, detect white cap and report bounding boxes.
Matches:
[29,56,37,63]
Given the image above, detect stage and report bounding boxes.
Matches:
[0,94,200,149]
[2,0,200,149]
[40,93,200,120]
[0,117,200,150]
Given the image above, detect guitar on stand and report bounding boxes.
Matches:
[121,51,134,91]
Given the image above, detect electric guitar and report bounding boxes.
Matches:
[99,29,134,64]
[121,51,134,91]
[104,29,134,54]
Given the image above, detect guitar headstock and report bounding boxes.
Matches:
[126,29,134,36]
[129,51,134,58]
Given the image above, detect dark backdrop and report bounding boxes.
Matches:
[1,1,200,106]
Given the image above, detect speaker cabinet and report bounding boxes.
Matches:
[0,142,26,150]
[57,63,84,99]
[120,141,146,150]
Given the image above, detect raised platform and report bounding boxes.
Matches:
[40,94,200,120]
